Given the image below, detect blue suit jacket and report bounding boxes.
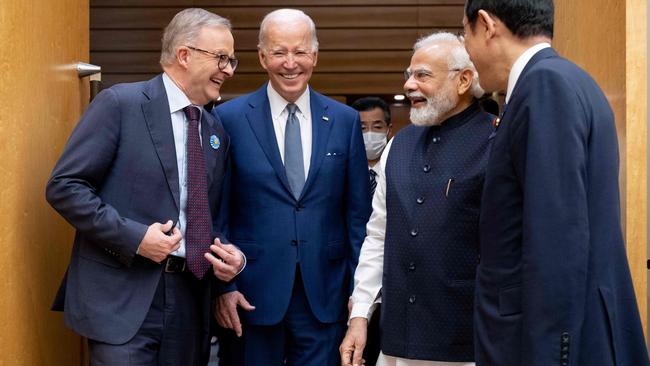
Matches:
[46,75,230,345]
[476,48,649,365]
[214,84,371,325]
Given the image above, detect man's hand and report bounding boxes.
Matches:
[204,238,245,281]
[137,220,181,263]
[215,291,255,337]
[340,317,368,366]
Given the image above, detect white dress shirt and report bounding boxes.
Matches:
[162,73,201,258]
[505,42,551,103]
[267,83,312,177]
[350,139,474,366]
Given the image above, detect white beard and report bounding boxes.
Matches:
[408,86,458,127]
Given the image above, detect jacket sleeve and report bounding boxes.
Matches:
[344,112,373,294]
[509,68,590,365]
[45,88,147,266]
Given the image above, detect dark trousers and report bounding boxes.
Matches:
[363,305,381,366]
[88,271,210,366]
[220,271,345,366]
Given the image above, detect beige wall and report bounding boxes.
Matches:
[555,0,648,332]
[0,0,89,363]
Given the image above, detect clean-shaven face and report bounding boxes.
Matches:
[258,20,318,102]
[184,26,235,105]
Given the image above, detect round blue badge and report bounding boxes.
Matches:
[209,135,221,150]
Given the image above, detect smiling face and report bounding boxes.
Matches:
[403,43,460,126]
[258,19,318,102]
[183,25,235,105]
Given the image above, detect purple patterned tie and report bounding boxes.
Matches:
[183,106,211,279]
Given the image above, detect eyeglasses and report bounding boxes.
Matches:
[404,68,462,83]
[186,46,238,71]
[265,49,314,62]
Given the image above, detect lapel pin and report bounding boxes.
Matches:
[209,135,221,150]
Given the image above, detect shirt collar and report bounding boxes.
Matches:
[267,83,311,120]
[505,42,551,103]
[162,72,193,114]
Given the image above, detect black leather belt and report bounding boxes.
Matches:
[164,255,186,273]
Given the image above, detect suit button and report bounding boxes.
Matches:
[410,229,418,237]
[416,197,424,204]
[422,165,431,173]
[291,240,298,246]
[295,205,302,211]
[408,295,416,304]
[432,136,441,143]
[408,262,415,271]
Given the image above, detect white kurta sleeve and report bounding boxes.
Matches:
[350,139,393,320]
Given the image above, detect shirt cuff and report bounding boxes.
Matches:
[350,302,374,320]
[235,250,246,276]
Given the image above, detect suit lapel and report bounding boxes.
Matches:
[301,90,332,198]
[142,75,181,211]
[245,87,293,195]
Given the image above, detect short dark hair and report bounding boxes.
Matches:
[351,97,391,124]
[465,0,554,39]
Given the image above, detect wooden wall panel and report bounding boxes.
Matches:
[90,1,464,96]
[91,0,465,6]
[92,6,463,29]
[0,0,89,364]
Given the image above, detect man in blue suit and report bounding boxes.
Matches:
[462,1,649,365]
[213,8,372,366]
[46,9,244,365]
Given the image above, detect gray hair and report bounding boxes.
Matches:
[160,8,231,66]
[413,32,484,98]
[258,9,319,52]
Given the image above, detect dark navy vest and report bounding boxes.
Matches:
[380,102,494,361]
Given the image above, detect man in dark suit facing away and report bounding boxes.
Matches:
[462,1,649,365]
[213,8,372,366]
[46,8,245,365]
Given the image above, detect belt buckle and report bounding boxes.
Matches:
[164,256,186,273]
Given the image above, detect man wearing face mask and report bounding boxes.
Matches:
[340,32,494,366]
[352,97,392,197]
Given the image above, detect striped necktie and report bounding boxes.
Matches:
[369,168,378,195]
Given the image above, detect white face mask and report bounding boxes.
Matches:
[363,131,388,160]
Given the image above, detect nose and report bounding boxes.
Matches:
[221,62,234,78]
[403,77,417,94]
[283,53,297,68]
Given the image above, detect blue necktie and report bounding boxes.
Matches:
[284,103,305,199]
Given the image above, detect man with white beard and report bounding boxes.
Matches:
[340,32,494,366]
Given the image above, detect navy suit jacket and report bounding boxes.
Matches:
[476,48,649,365]
[214,84,371,325]
[46,75,230,345]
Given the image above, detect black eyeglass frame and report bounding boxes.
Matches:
[186,45,238,71]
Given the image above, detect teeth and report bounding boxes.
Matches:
[282,74,299,79]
